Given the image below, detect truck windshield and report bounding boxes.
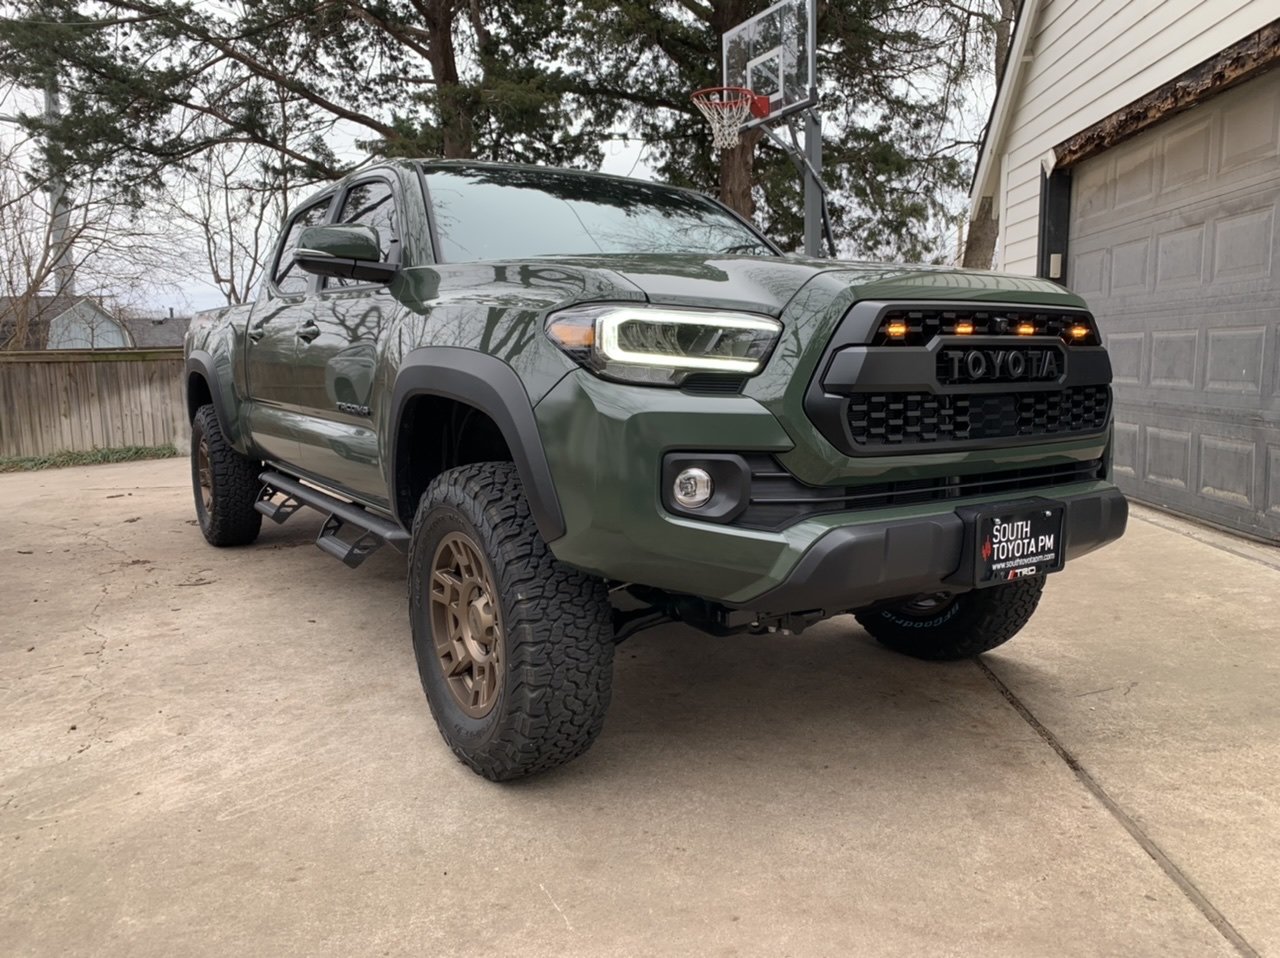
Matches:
[420,165,775,262]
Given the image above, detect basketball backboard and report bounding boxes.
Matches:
[722,0,816,128]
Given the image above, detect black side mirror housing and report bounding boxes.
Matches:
[294,224,399,284]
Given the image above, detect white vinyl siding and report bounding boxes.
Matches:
[46,304,130,349]
[994,0,1274,273]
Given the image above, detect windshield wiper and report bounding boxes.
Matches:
[717,242,771,254]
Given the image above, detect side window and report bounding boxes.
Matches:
[272,200,331,295]
[326,179,399,289]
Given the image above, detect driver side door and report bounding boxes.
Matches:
[243,195,336,467]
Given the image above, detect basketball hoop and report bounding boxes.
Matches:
[691,86,770,151]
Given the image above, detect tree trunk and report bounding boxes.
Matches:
[718,127,763,218]
[423,2,474,158]
[962,197,999,269]
[709,0,764,218]
[994,0,1015,86]
[962,0,1018,270]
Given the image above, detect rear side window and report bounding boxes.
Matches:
[326,179,399,289]
[272,200,331,295]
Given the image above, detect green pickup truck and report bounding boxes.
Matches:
[185,159,1127,780]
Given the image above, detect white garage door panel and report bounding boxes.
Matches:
[1069,70,1280,541]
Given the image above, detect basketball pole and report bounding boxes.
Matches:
[803,90,822,257]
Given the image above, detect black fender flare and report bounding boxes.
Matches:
[389,347,567,543]
[185,350,235,438]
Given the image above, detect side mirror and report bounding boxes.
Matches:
[294,224,398,284]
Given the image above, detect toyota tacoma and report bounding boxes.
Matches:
[184,159,1127,780]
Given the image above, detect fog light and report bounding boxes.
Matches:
[673,468,714,508]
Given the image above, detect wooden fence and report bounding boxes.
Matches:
[0,349,188,459]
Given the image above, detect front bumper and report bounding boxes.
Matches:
[534,370,1126,613]
[738,486,1127,614]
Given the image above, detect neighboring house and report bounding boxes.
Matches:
[45,299,131,349]
[970,3,1279,542]
[0,295,77,350]
[119,313,191,349]
[0,296,190,350]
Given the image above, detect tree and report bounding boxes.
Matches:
[566,0,997,260]
[158,84,314,306]
[161,139,289,306]
[961,0,1016,269]
[0,1,612,191]
[0,1,998,268]
[0,112,174,349]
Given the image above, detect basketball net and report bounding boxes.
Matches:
[691,87,770,151]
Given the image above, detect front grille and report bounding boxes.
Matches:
[735,456,1105,532]
[873,306,1098,347]
[846,385,1110,447]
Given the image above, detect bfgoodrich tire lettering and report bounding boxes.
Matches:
[190,404,262,547]
[855,576,1046,660]
[408,461,614,781]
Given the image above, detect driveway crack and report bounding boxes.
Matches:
[975,658,1259,958]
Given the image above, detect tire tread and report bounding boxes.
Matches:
[191,404,262,547]
[409,462,613,780]
[855,577,1046,660]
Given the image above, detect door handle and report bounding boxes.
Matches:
[247,326,266,343]
[297,321,321,343]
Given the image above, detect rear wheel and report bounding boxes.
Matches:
[190,404,262,547]
[408,461,614,781]
[855,576,1046,660]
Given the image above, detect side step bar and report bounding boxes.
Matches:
[256,470,410,568]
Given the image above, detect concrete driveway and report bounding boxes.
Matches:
[2,459,1277,958]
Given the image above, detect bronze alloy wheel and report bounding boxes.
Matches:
[196,435,213,513]
[429,531,504,718]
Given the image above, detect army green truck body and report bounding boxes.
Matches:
[185,159,1126,779]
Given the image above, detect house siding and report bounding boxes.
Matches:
[995,0,1274,273]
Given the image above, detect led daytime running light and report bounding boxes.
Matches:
[596,308,780,373]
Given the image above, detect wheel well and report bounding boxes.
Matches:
[394,395,513,526]
[187,372,213,423]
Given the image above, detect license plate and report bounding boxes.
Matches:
[972,501,1065,586]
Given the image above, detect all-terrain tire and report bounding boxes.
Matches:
[855,576,1047,661]
[408,461,614,781]
[190,404,262,547]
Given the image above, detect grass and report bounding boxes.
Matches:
[0,444,182,473]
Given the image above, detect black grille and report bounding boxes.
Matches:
[873,306,1098,347]
[846,386,1110,447]
[735,456,1105,532]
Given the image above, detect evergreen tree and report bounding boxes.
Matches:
[0,1,995,260]
[565,0,993,259]
[0,1,612,191]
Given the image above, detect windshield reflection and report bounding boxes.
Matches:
[421,164,776,263]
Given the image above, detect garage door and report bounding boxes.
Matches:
[1068,69,1280,542]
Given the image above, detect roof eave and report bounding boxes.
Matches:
[969,0,1044,219]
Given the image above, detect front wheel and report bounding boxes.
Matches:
[190,404,262,547]
[855,576,1046,660]
[408,462,615,781]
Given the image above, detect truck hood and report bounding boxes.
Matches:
[550,253,1085,316]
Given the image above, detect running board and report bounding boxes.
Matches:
[257,470,410,568]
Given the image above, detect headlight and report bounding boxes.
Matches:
[545,305,782,386]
